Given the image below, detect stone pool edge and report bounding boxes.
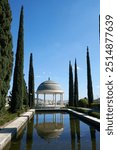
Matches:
[0,109,35,150]
[67,108,100,129]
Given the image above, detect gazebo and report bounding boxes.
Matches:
[36,78,64,107]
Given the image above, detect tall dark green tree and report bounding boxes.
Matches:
[28,53,34,108]
[23,77,28,107]
[11,6,24,112]
[69,61,74,106]
[74,59,79,107]
[0,0,13,110]
[86,47,94,107]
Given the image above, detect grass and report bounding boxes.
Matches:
[0,108,28,127]
[88,111,100,119]
[0,111,17,126]
[75,107,90,114]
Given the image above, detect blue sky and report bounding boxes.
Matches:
[9,0,100,100]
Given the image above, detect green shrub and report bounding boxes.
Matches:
[78,98,88,107]
[76,108,89,114]
[91,102,100,110]
[88,111,100,119]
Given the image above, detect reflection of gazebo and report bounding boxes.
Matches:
[35,113,64,140]
[36,78,64,107]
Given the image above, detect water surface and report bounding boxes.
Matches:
[9,112,100,150]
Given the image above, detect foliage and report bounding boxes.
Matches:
[78,98,89,107]
[0,110,17,126]
[23,77,28,107]
[76,107,89,114]
[0,108,27,126]
[74,59,79,107]
[88,111,100,119]
[91,102,100,110]
[28,53,35,108]
[87,47,94,107]
[69,61,74,106]
[0,0,13,111]
[10,6,24,112]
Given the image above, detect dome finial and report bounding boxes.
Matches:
[48,77,50,80]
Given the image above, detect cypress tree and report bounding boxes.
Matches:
[0,0,13,110]
[23,77,28,107]
[74,59,79,107]
[28,53,34,108]
[11,6,24,112]
[86,47,94,107]
[69,61,74,106]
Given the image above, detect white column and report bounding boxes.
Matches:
[62,94,64,105]
[44,94,46,107]
[55,94,56,107]
[53,94,54,105]
[53,94,55,106]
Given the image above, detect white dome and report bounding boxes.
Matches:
[37,78,64,94]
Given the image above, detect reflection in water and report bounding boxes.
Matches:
[10,138,21,150]
[69,114,99,150]
[8,112,100,150]
[70,114,75,150]
[69,114,81,150]
[35,113,64,140]
[9,127,24,150]
[76,118,81,150]
[26,117,34,150]
[9,117,34,150]
[90,126,96,150]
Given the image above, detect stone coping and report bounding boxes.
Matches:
[67,108,100,129]
[0,109,35,150]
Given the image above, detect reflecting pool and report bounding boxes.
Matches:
[9,111,100,150]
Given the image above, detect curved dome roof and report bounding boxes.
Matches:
[37,78,64,94]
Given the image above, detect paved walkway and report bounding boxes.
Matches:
[0,109,35,150]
